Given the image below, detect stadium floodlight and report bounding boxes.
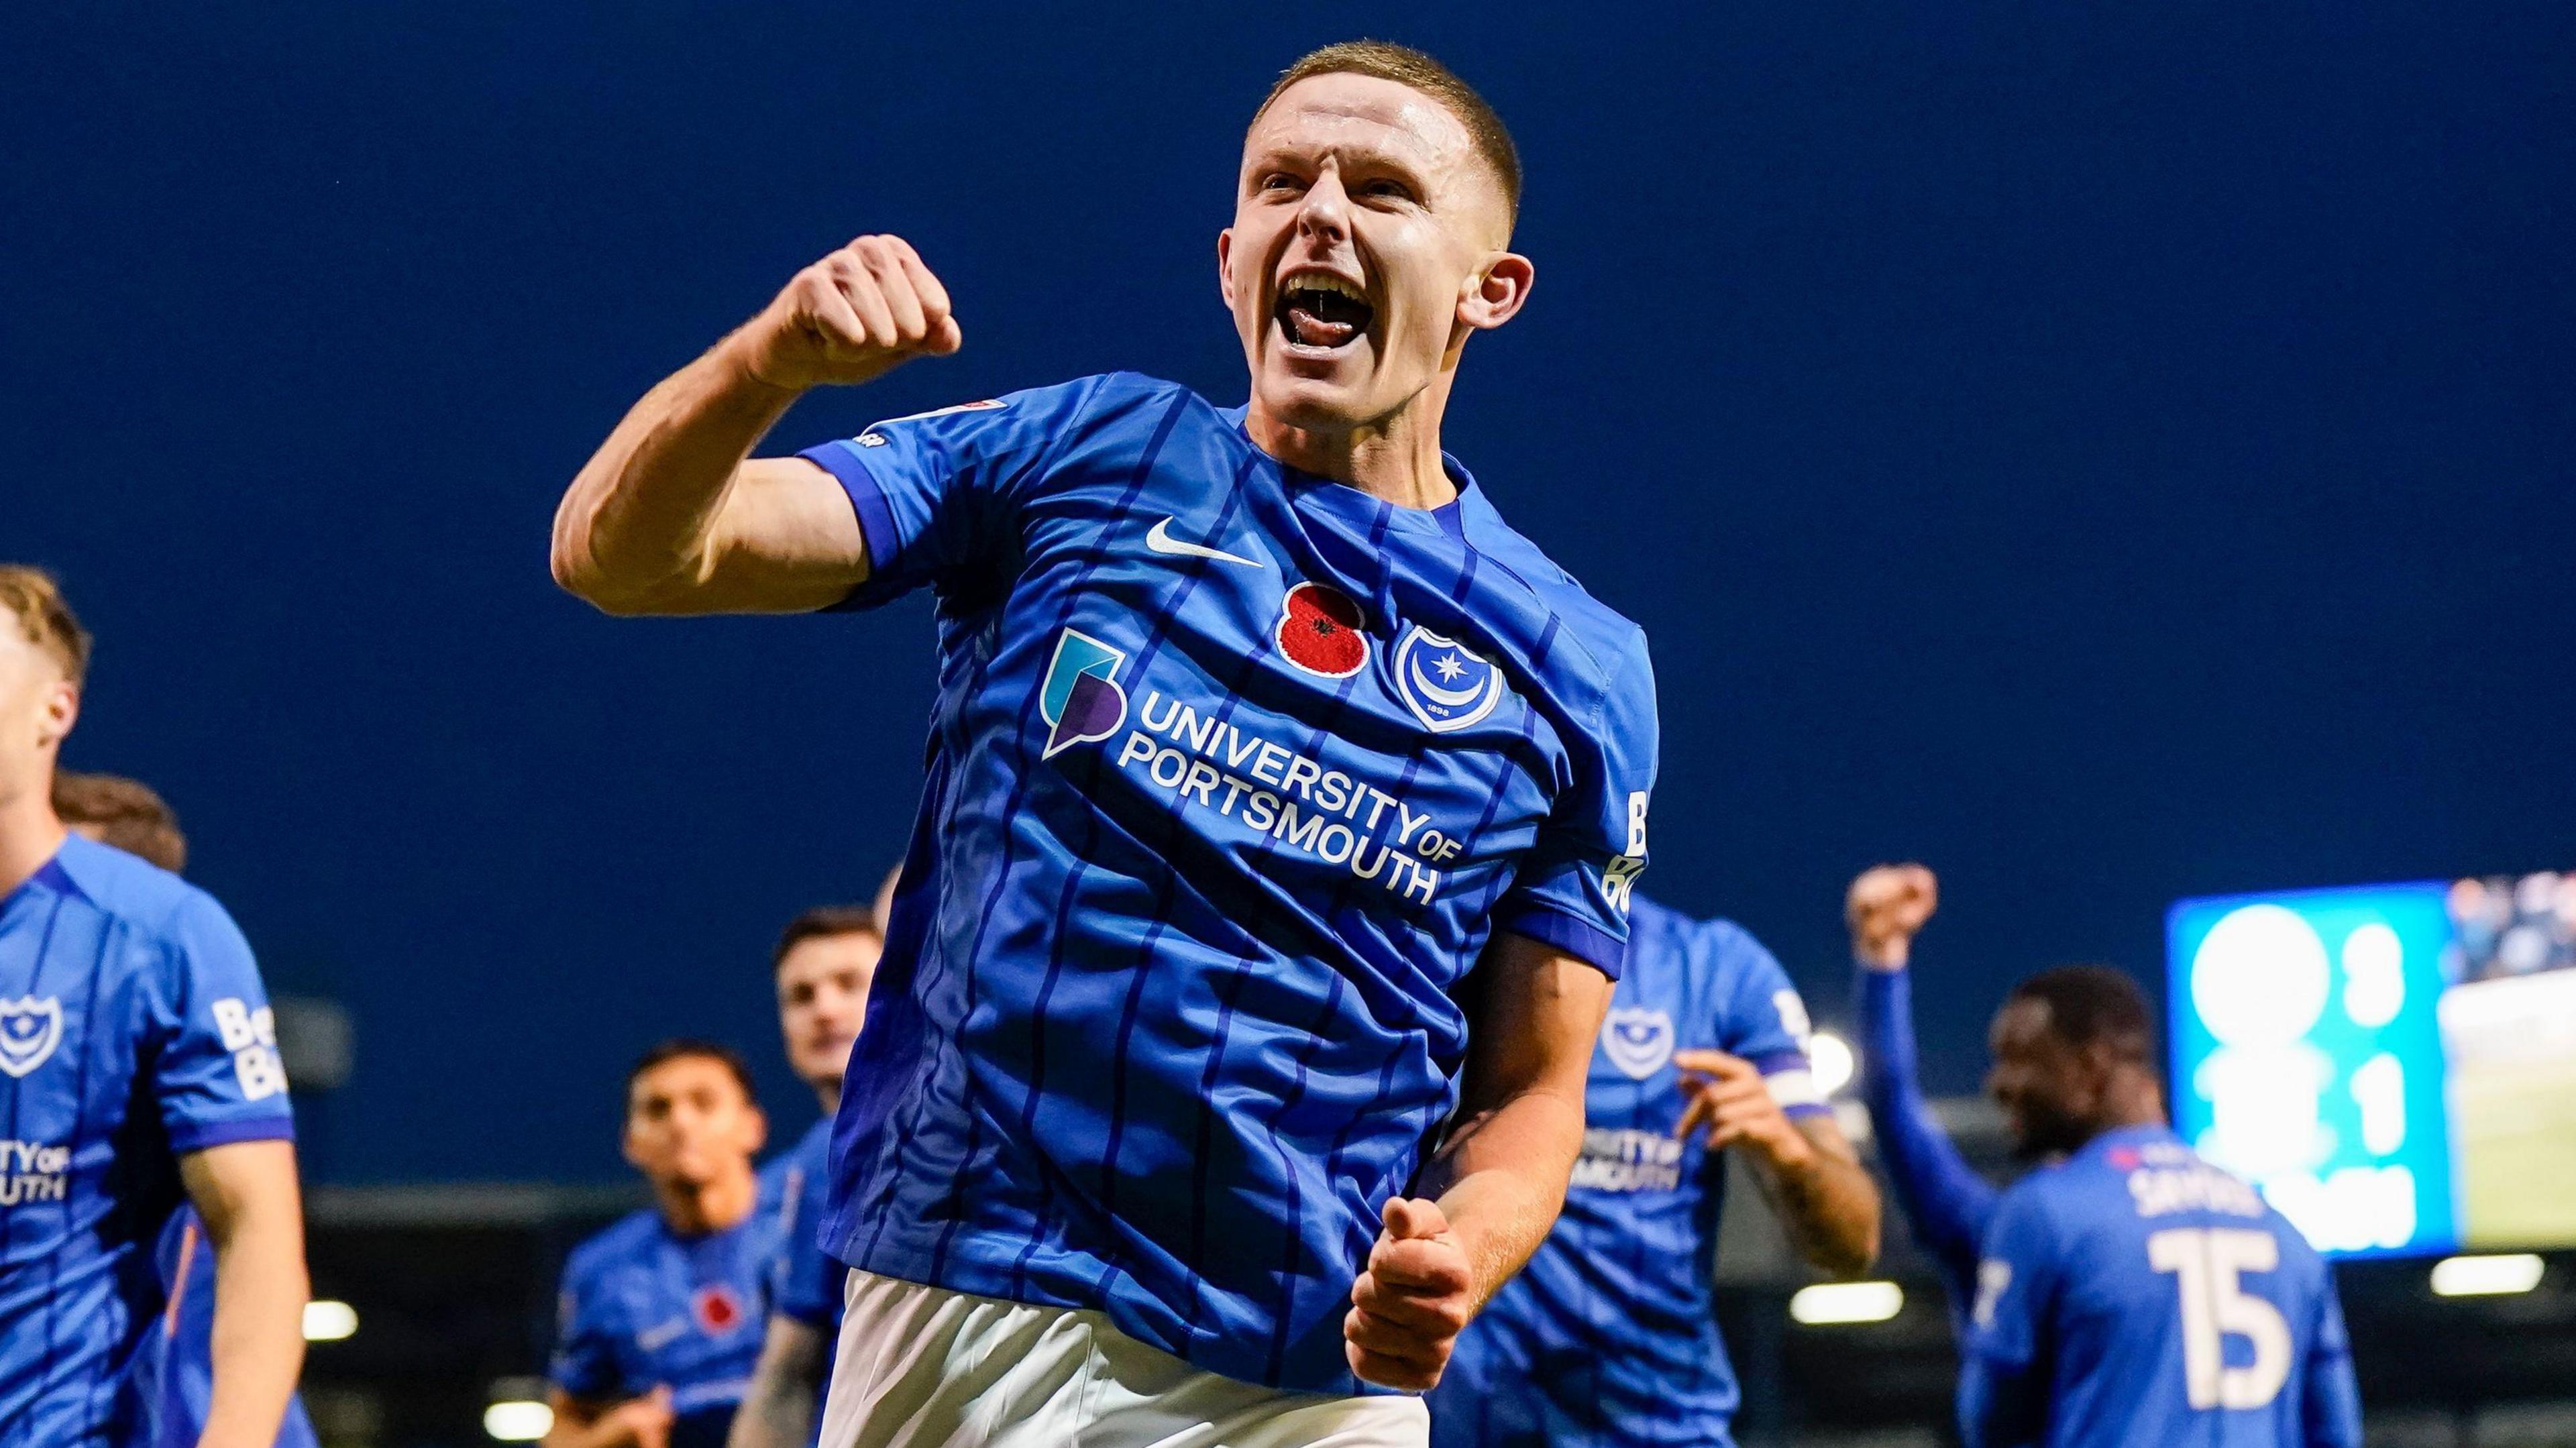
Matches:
[2429,1254,2545,1298]
[1788,1280,1903,1325]
[300,1300,358,1342]
[484,1400,554,1442]
[1807,1031,1856,1097]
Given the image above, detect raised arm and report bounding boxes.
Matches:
[179,1140,308,1448]
[549,235,961,616]
[1848,865,2000,1306]
[1341,931,1612,1390]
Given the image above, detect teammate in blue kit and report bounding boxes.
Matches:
[1845,865,2364,1448]
[547,1042,785,1448]
[50,772,322,1448]
[1430,895,1881,1447]
[552,39,1656,1448]
[0,568,311,1448]
[731,906,882,1448]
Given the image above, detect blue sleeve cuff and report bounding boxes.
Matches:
[169,1114,296,1154]
[797,441,908,612]
[1495,907,1626,981]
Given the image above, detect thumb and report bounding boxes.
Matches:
[1381,1195,1450,1241]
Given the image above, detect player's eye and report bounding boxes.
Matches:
[1257,172,1303,195]
[1359,178,1415,201]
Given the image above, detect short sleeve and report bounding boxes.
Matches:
[548,1268,623,1402]
[148,893,296,1154]
[1491,630,1658,980]
[796,378,1106,611]
[1716,931,1830,1119]
[767,1141,841,1327]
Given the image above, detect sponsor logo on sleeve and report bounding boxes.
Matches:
[1392,628,1504,733]
[1274,582,1369,679]
[0,997,63,1078]
[1038,628,1130,760]
[1773,989,1814,1046]
[1600,1006,1676,1080]
[212,997,288,1101]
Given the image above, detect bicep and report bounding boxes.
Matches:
[676,457,871,614]
[1457,932,1612,1117]
[178,1139,302,1243]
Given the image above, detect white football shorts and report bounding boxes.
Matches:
[817,1269,1430,1448]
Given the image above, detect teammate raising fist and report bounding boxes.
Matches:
[1845,864,2363,1448]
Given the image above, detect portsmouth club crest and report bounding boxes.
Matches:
[1600,1006,1675,1080]
[1393,627,1504,733]
[0,996,64,1078]
[1039,627,1129,760]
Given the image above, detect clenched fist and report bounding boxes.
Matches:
[1345,1196,1477,1391]
[1847,864,1937,971]
[728,235,962,392]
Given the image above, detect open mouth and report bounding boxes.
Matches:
[1273,272,1374,351]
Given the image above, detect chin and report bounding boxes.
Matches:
[1253,370,1376,435]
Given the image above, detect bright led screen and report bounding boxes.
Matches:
[2169,871,2576,1258]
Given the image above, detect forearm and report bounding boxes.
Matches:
[551,333,801,608]
[1418,1082,1589,1308]
[724,1318,826,1448]
[197,1209,307,1448]
[1756,1121,1882,1278]
[1855,964,1998,1292]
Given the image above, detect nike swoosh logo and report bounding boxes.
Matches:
[1145,517,1265,569]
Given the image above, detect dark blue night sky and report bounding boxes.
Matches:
[9,3,2569,1182]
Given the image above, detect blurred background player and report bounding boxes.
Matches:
[1429,894,1880,1447]
[48,771,321,1448]
[0,567,309,1447]
[730,907,881,1448]
[1847,865,2365,1448]
[550,39,1657,1447]
[547,1042,781,1448]
[55,771,188,873]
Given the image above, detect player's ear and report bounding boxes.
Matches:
[36,679,78,750]
[745,1105,767,1156]
[1217,228,1238,311]
[1458,252,1534,333]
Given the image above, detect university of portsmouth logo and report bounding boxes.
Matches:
[1600,1006,1675,1080]
[1393,627,1504,733]
[1275,582,1368,679]
[1039,626,1129,760]
[0,997,64,1078]
[853,397,1006,447]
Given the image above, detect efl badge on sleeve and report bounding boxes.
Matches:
[1600,1006,1675,1080]
[1393,627,1503,733]
[0,997,64,1078]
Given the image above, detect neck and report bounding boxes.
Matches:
[1244,374,1460,510]
[812,1080,841,1116]
[0,775,67,897]
[2090,1076,2169,1141]
[652,1162,757,1237]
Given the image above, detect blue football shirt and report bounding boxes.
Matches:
[1959,1126,2363,1448]
[800,373,1660,1392]
[773,1118,841,1333]
[119,1205,319,1448]
[0,834,296,1446]
[550,1174,791,1448]
[1430,897,1828,1447]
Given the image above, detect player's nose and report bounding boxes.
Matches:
[1295,169,1352,245]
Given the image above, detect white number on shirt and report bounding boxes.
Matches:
[2146,1227,2293,1410]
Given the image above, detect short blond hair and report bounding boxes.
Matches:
[1252,40,1522,225]
[0,566,91,685]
